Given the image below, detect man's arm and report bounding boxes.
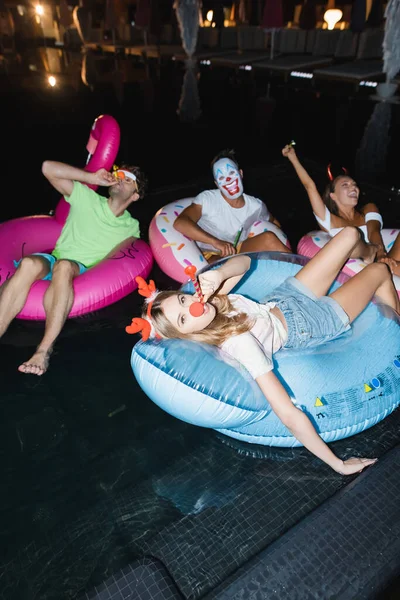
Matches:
[42,161,116,196]
[174,203,235,257]
[174,204,213,245]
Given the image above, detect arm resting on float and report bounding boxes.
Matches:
[42,161,100,196]
[286,151,326,221]
[174,203,221,247]
[257,371,377,475]
[256,371,350,473]
[199,255,251,300]
[363,204,385,257]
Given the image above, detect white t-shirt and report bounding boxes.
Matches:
[194,189,270,251]
[220,294,288,379]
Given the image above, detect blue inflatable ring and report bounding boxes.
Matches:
[130,253,400,447]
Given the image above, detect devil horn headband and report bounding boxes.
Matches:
[327,163,348,182]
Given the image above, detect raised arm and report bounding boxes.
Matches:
[198,255,251,301]
[256,370,377,475]
[282,145,326,221]
[42,161,116,197]
[174,203,235,257]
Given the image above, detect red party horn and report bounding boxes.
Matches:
[184,265,205,317]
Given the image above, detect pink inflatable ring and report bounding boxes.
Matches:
[0,114,153,320]
[297,229,400,298]
[149,197,291,283]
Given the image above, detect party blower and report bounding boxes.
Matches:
[184,265,205,317]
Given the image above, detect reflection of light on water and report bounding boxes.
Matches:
[359,80,378,88]
[291,71,313,79]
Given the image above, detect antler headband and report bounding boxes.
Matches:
[125,276,161,341]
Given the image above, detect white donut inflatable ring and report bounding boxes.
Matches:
[149,197,291,283]
[297,229,400,298]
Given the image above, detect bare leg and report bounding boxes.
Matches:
[241,231,291,254]
[387,233,400,261]
[330,263,400,322]
[382,233,400,277]
[0,256,50,337]
[295,227,376,298]
[18,260,80,375]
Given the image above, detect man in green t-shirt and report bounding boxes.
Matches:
[0,160,146,376]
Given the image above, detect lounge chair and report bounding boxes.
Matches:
[253,29,343,79]
[206,26,272,67]
[313,28,384,83]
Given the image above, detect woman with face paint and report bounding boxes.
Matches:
[173,149,290,263]
[282,144,398,273]
[134,227,400,475]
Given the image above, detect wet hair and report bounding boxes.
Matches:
[210,149,240,173]
[120,164,148,199]
[322,175,360,217]
[147,290,253,346]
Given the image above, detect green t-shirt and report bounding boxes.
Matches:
[52,182,140,267]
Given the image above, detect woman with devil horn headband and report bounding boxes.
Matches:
[282,143,398,274]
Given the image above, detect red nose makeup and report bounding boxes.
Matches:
[189,302,205,317]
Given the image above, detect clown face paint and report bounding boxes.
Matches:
[212,158,244,200]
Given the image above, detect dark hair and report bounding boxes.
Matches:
[210,149,240,172]
[322,174,359,217]
[120,164,148,199]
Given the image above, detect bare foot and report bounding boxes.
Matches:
[18,349,51,376]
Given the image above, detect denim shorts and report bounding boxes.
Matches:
[14,253,87,281]
[263,276,351,349]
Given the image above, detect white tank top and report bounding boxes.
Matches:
[314,206,383,242]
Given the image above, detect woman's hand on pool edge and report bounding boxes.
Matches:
[334,456,378,476]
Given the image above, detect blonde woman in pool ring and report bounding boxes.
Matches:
[138,228,399,476]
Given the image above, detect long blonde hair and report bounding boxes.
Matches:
[147,291,253,346]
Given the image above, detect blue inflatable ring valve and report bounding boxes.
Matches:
[131,253,400,447]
